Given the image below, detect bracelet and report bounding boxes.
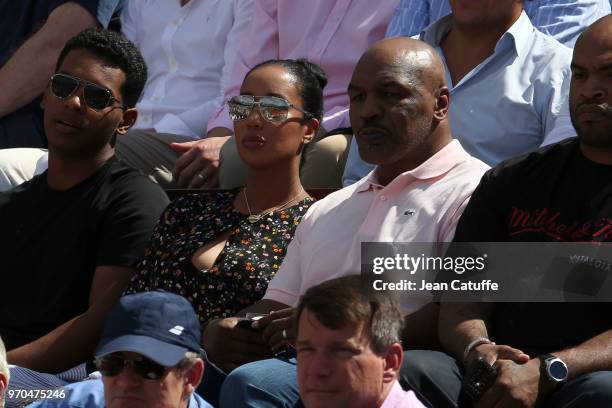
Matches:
[463,337,495,361]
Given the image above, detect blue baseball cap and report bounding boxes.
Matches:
[95,290,204,366]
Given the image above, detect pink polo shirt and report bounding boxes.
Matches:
[264,140,489,313]
[206,0,398,133]
[381,381,426,408]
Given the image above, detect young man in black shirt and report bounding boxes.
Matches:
[0,28,168,377]
[403,15,612,408]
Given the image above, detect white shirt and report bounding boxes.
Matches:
[121,0,254,138]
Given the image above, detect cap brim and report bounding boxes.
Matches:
[95,334,188,366]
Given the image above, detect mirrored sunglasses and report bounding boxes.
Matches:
[50,73,123,111]
[227,95,312,123]
[94,353,170,380]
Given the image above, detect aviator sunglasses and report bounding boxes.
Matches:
[49,73,123,111]
[94,353,171,380]
[228,95,313,123]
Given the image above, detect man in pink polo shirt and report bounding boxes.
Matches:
[203,37,489,406]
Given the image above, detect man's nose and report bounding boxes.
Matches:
[359,95,382,119]
[309,352,332,377]
[63,86,87,111]
[581,77,606,101]
[114,365,142,388]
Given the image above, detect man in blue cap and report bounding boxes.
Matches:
[26,290,212,408]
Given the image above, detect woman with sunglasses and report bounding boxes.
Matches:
[124,59,326,328]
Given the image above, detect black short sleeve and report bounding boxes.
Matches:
[96,173,170,267]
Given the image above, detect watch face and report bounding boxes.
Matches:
[549,360,568,381]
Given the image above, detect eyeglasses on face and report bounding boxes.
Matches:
[94,353,171,380]
[227,95,313,123]
[49,73,123,111]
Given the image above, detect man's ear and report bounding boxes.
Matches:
[382,343,403,384]
[183,358,205,395]
[302,118,320,145]
[433,87,450,122]
[116,108,138,135]
[0,371,8,395]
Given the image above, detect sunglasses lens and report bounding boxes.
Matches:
[133,358,168,380]
[84,85,112,110]
[96,354,168,380]
[228,95,254,121]
[95,355,124,377]
[260,97,290,122]
[51,75,79,99]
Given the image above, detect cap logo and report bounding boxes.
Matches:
[169,325,185,336]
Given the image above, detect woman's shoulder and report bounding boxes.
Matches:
[158,188,240,227]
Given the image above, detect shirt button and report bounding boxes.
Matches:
[170,60,178,69]
[172,19,179,27]
[380,195,387,201]
[142,116,150,123]
[153,96,161,102]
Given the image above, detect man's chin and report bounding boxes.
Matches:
[357,148,392,167]
[107,396,148,408]
[578,131,612,150]
[302,393,344,408]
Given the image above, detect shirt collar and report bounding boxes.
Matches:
[420,10,534,59]
[356,139,468,193]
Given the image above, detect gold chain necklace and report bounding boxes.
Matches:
[242,187,306,223]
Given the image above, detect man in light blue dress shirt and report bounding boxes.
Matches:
[386,0,611,47]
[343,0,577,186]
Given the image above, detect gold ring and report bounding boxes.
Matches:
[282,328,287,340]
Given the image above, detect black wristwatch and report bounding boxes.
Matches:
[540,354,568,387]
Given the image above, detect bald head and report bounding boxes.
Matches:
[576,14,612,50]
[359,37,446,92]
[569,14,612,159]
[348,37,452,183]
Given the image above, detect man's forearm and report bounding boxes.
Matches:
[0,3,97,118]
[7,305,107,373]
[8,265,135,373]
[553,330,612,381]
[438,302,494,361]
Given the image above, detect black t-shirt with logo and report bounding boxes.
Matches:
[453,138,612,355]
[0,157,169,350]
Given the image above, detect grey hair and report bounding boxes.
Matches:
[176,351,202,373]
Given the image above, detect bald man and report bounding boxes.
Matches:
[344,0,577,186]
[206,37,489,407]
[402,15,612,408]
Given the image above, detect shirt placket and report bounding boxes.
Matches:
[157,5,191,104]
[307,0,351,65]
[356,185,392,244]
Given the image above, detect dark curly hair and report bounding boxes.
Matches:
[55,28,147,108]
[246,59,327,124]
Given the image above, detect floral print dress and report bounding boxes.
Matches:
[125,189,314,326]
